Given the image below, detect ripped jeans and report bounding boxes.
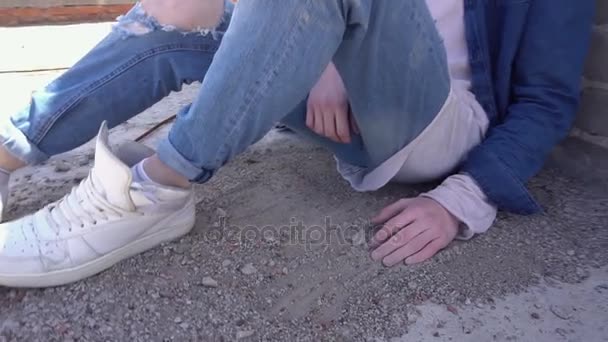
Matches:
[0,0,449,183]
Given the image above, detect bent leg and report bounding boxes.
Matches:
[158,0,446,183]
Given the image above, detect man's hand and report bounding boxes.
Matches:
[370,197,460,266]
[307,62,358,144]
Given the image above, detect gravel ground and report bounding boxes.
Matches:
[0,86,606,341]
[1,23,607,341]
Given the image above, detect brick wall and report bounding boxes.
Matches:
[0,0,132,6]
[0,0,134,26]
[576,0,608,138]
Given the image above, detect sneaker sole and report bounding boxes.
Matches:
[0,196,196,288]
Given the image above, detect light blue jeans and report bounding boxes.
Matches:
[1,0,449,183]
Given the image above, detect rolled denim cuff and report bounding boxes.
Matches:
[157,137,214,184]
[0,117,49,165]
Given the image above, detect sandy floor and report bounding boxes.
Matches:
[0,23,607,342]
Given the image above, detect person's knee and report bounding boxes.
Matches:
[142,0,225,31]
[115,0,226,38]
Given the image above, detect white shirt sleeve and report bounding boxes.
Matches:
[421,172,497,240]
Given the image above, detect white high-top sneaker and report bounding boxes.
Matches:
[0,122,195,288]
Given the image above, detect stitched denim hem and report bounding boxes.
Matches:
[0,117,49,165]
[157,137,213,183]
[462,144,542,215]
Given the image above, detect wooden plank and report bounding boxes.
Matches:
[0,4,132,26]
[0,1,133,7]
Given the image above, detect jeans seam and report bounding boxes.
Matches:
[31,43,219,145]
[493,151,541,213]
[212,0,311,166]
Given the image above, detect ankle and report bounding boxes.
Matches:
[141,155,190,189]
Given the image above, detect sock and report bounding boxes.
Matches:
[131,159,166,204]
[131,159,189,205]
[131,159,164,187]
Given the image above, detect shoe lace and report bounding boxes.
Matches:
[40,171,131,232]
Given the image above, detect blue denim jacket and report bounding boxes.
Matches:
[462,0,595,214]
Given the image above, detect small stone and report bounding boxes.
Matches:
[216,208,227,217]
[85,317,96,329]
[174,317,182,324]
[240,263,257,275]
[433,332,440,337]
[550,305,572,320]
[263,234,276,243]
[281,267,289,275]
[594,284,608,293]
[236,330,255,339]
[530,312,540,319]
[54,162,71,173]
[268,260,276,267]
[201,276,219,288]
[567,250,575,256]
[79,155,92,166]
[174,244,188,255]
[465,298,472,305]
[179,322,190,330]
[534,303,542,309]
[408,281,418,290]
[222,259,232,268]
[576,268,590,280]
[159,289,174,298]
[350,230,366,246]
[447,305,458,315]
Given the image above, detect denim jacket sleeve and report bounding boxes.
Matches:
[462,0,595,215]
